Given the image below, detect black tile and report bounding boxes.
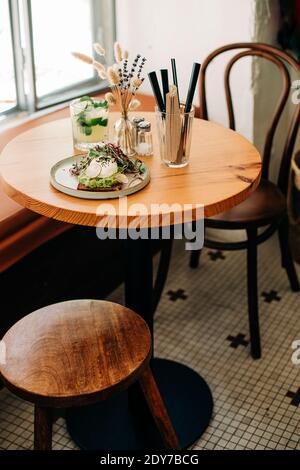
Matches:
[226,333,249,349]
[286,388,300,407]
[208,250,225,261]
[167,289,187,301]
[261,290,281,303]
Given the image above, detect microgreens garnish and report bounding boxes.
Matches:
[70,143,143,177]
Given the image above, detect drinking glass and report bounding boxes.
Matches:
[70,98,109,151]
[155,105,194,168]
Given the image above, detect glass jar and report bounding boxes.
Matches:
[155,105,194,168]
[136,121,153,156]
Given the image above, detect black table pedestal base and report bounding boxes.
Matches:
[66,358,213,450]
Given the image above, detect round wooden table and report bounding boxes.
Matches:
[0,112,261,450]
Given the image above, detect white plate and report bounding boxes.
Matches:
[50,154,150,200]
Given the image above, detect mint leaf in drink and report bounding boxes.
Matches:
[80,95,93,102]
[93,100,109,109]
[77,113,88,126]
[84,126,92,136]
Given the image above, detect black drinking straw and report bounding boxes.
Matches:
[148,71,165,112]
[184,62,201,112]
[160,69,169,108]
[171,58,180,105]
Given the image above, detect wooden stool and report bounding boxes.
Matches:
[0,300,180,450]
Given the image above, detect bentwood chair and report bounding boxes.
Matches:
[190,43,300,359]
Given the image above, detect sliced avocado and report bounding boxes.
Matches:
[79,174,119,188]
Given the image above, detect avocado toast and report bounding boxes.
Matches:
[70,143,145,192]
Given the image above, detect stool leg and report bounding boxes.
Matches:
[139,366,180,450]
[34,405,53,450]
[190,249,202,268]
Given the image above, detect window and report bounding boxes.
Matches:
[0,0,115,117]
[31,0,95,98]
[0,0,17,114]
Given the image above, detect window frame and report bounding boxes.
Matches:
[2,0,115,117]
[0,0,19,117]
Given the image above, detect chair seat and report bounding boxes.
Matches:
[207,179,286,228]
[0,300,151,407]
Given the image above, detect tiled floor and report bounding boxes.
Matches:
[1,236,300,450]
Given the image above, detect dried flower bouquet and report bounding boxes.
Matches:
[72,42,146,117]
[72,42,146,155]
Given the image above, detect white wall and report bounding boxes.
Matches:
[116,0,256,140]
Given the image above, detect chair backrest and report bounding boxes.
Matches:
[199,42,300,196]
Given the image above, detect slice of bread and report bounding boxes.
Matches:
[77,182,122,192]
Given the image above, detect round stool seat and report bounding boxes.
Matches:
[0,300,151,407]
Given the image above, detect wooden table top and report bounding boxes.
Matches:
[0,112,261,228]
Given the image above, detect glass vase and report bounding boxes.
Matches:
[113,114,136,157]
